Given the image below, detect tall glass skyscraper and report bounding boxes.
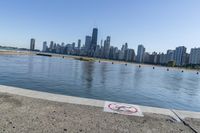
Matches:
[136,44,145,63]
[85,36,92,50]
[103,36,111,58]
[30,38,35,51]
[42,41,47,52]
[91,28,98,53]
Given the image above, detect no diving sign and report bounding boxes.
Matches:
[104,101,143,117]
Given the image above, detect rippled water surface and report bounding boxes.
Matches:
[0,55,200,111]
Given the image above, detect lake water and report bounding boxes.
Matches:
[0,55,200,112]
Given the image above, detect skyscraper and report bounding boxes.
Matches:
[146,52,158,64]
[90,28,98,55]
[136,45,145,63]
[85,36,92,51]
[189,48,200,65]
[174,46,187,66]
[72,42,75,50]
[124,43,128,51]
[30,38,35,51]
[159,53,167,64]
[144,52,150,63]
[124,43,128,60]
[109,46,118,60]
[100,39,103,46]
[103,36,111,58]
[78,39,81,49]
[166,50,175,63]
[126,49,135,62]
[42,41,48,52]
[49,41,54,52]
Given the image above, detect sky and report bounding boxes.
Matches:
[0,0,200,53]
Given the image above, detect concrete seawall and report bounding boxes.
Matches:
[0,85,199,120]
[0,85,200,132]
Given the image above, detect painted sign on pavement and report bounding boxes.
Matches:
[104,101,143,117]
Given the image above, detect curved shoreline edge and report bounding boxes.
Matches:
[0,85,199,121]
[0,50,200,72]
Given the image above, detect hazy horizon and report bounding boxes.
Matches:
[0,0,200,53]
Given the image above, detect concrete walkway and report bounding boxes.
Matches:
[0,85,200,133]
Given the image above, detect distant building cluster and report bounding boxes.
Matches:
[141,46,200,67]
[142,46,200,67]
[30,28,200,67]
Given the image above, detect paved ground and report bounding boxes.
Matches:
[0,92,199,133]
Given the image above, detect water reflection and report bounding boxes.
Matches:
[132,67,143,89]
[0,55,200,111]
[100,62,107,85]
[82,61,94,90]
[28,56,34,74]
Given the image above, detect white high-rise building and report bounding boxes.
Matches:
[174,46,187,66]
[136,45,145,63]
[159,53,167,64]
[189,48,200,65]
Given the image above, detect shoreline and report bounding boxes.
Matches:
[0,49,199,72]
[0,85,200,132]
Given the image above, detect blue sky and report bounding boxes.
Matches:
[0,0,200,53]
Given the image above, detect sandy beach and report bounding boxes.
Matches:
[0,50,36,56]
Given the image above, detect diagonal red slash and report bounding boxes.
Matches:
[108,103,138,114]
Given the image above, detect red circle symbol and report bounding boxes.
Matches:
[108,103,138,114]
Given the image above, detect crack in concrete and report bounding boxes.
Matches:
[171,109,198,133]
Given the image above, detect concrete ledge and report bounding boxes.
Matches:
[0,85,104,107]
[173,110,200,119]
[0,85,200,120]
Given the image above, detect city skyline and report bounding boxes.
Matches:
[38,28,200,67]
[0,0,200,52]
[2,26,200,55]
